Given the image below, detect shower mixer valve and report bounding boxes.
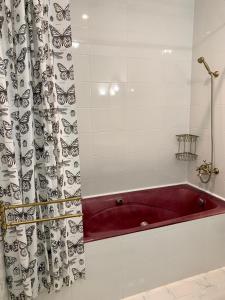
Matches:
[196,160,219,177]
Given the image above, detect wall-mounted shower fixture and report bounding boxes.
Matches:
[196,57,219,183]
[197,57,219,78]
[196,161,219,178]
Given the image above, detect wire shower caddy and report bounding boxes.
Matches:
[175,134,199,161]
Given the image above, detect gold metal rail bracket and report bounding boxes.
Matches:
[0,197,82,231]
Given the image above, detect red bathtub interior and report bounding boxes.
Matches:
[82,184,225,242]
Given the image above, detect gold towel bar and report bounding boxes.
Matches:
[0,197,82,230]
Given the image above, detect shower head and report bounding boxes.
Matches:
[198,57,205,64]
[197,57,219,78]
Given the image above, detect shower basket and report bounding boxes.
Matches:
[175,134,198,161]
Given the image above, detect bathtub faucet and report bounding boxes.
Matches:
[196,160,219,177]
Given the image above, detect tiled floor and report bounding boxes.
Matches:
[122,267,225,300]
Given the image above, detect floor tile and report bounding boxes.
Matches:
[122,266,225,300]
[146,287,175,300]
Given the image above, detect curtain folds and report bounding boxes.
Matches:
[0,0,85,299]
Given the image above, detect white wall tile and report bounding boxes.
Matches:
[71,0,194,196]
[188,0,225,198]
[90,55,127,83]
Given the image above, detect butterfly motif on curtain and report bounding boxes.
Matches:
[48,188,62,199]
[36,228,46,241]
[20,149,34,167]
[34,119,45,136]
[53,3,70,21]
[6,48,16,61]
[16,47,27,73]
[44,81,54,98]
[5,256,17,268]
[37,262,46,275]
[7,209,22,222]
[0,84,7,105]
[0,144,15,167]
[32,61,40,78]
[64,188,81,202]
[10,72,18,89]
[16,225,35,246]
[4,240,19,253]
[55,84,75,105]
[23,207,36,222]
[50,49,63,59]
[72,268,85,280]
[0,108,8,117]
[57,63,74,80]
[44,133,58,146]
[34,140,48,161]
[37,107,67,121]
[42,20,48,33]
[61,138,79,157]
[0,57,9,76]
[68,219,83,234]
[51,240,65,254]
[49,25,72,49]
[46,166,57,179]
[57,174,64,187]
[14,89,30,108]
[33,1,42,23]
[0,184,11,198]
[4,226,34,255]
[14,24,26,45]
[32,82,43,105]
[21,259,36,280]
[1,120,13,139]
[67,238,84,257]
[4,240,29,258]
[2,170,16,179]
[42,65,53,80]
[19,169,33,192]
[35,243,45,257]
[37,43,49,61]
[61,118,77,135]
[52,121,59,134]
[65,170,80,185]
[11,111,31,134]
[63,258,76,270]
[38,174,49,189]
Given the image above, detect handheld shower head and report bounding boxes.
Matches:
[198,57,205,64]
[197,57,219,78]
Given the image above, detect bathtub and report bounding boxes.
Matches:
[83,184,225,242]
[40,184,225,300]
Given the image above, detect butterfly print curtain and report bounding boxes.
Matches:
[0,0,85,299]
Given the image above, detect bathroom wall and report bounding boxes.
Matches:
[71,0,195,196]
[188,0,225,197]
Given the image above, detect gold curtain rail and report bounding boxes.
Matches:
[0,197,82,230]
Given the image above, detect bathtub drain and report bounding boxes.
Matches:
[140,221,149,227]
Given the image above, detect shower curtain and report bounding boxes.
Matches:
[0,0,84,299]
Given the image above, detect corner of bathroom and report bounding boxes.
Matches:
[0,0,225,300]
